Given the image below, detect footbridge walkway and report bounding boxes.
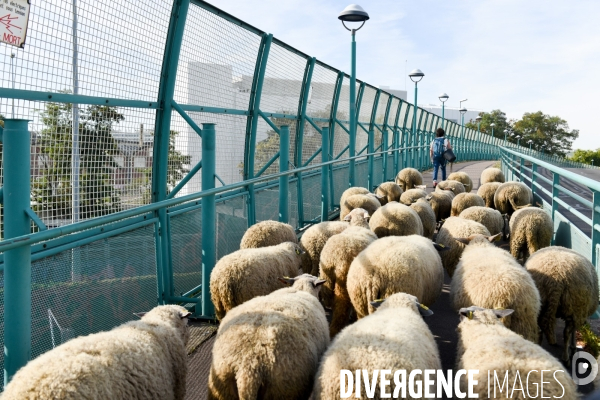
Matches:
[0,0,598,395]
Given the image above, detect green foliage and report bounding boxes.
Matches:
[512,111,578,158]
[569,148,600,165]
[578,322,600,358]
[465,109,511,140]
[32,100,124,220]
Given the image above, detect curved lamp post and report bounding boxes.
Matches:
[489,123,495,158]
[439,93,449,131]
[476,116,482,159]
[409,69,424,169]
[339,4,369,187]
[459,107,467,158]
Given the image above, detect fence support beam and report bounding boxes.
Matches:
[328,72,343,209]
[551,173,560,245]
[367,129,374,190]
[321,127,330,222]
[279,126,290,223]
[3,119,32,386]
[201,123,216,318]
[152,0,191,305]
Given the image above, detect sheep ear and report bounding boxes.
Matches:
[454,237,471,245]
[487,233,502,242]
[415,185,426,189]
[458,308,474,321]
[278,276,295,286]
[416,302,434,317]
[433,243,450,252]
[180,311,192,319]
[374,194,384,199]
[370,299,385,309]
[133,312,147,319]
[343,214,352,222]
[312,279,326,288]
[494,309,514,318]
[426,196,433,201]
[363,211,370,219]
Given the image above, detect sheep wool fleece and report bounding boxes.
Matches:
[239,220,297,249]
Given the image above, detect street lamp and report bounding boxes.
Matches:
[459,107,467,155]
[409,68,424,168]
[439,93,449,130]
[528,140,533,151]
[476,116,482,159]
[460,99,468,109]
[503,129,509,145]
[339,4,369,187]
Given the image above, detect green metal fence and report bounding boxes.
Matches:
[0,0,511,385]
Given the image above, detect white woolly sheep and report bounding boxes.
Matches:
[374,181,403,204]
[456,307,576,399]
[426,190,455,222]
[450,234,541,342]
[210,241,303,320]
[299,221,349,276]
[476,181,502,208]
[340,193,381,221]
[450,192,485,217]
[339,186,370,207]
[448,171,473,192]
[436,179,466,194]
[3,305,191,400]
[395,167,423,191]
[526,246,599,362]
[208,274,329,400]
[480,167,505,184]
[493,181,533,216]
[368,202,424,238]
[435,217,491,277]
[239,220,297,249]
[347,235,445,318]
[509,206,553,261]
[410,198,436,239]
[313,292,441,400]
[458,206,506,237]
[399,188,428,205]
[319,208,378,337]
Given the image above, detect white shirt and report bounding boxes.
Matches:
[430,138,449,151]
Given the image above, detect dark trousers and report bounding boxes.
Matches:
[433,157,447,182]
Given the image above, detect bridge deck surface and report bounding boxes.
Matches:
[183,160,594,399]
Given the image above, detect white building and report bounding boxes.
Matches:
[418,104,483,127]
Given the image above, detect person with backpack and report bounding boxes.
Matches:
[430,127,453,188]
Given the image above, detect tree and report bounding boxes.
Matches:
[512,112,578,157]
[465,109,512,141]
[32,100,124,220]
[569,149,600,165]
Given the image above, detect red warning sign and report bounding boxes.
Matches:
[0,0,30,48]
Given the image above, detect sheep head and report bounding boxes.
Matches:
[458,306,514,324]
[343,207,370,228]
[454,233,502,246]
[369,293,433,317]
[278,274,326,298]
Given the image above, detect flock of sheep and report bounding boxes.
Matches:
[2,166,598,399]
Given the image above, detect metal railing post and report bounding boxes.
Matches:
[279,125,290,223]
[592,190,600,269]
[382,126,389,181]
[531,163,538,202]
[551,173,560,245]
[3,119,32,385]
[321,127,330,222]
[367,129,374,190]
[201,123,216,318]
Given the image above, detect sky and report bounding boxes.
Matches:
[214,0,600,151]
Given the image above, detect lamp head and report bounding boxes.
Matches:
[490,123,496,127]
[459,108,467,115]
[439,93,449,102]
[409,69,424,83]
[476,116,482,122]
[339,4,370,24]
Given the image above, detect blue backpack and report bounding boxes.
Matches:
[433,137,445,159]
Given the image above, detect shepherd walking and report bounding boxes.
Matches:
[430,128,453,188]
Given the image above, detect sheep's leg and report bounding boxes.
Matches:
[329,282,352,338]
[563,318,575,363]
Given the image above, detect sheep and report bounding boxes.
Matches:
[3,305,191,400]
[458,206,506,237]
[436,179,466,194]
[339,186,370,207]
[526,246,599,362]
[368,202,424,238]
[209,241,303,320]
[207,274,329,400]
[410,198,436,239]
[435,217,491,277]
[313,293,441,400]
[509,206,553,261]
[480,167,505,184]
[340,193,381,221]
[347,235,445,318]
[456,307,577,400]
[450,192,485,217]
[374,181,403,204]
[493,181,533,216]
[239,220,297,249]
[476,181,502,208]
[299,221,349,276]
[448,171,473,192]
[394,167,423,191]
[319,208,378,337]
[399,188,428,205]
[426,190,455,222]
[450,234,541,342]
